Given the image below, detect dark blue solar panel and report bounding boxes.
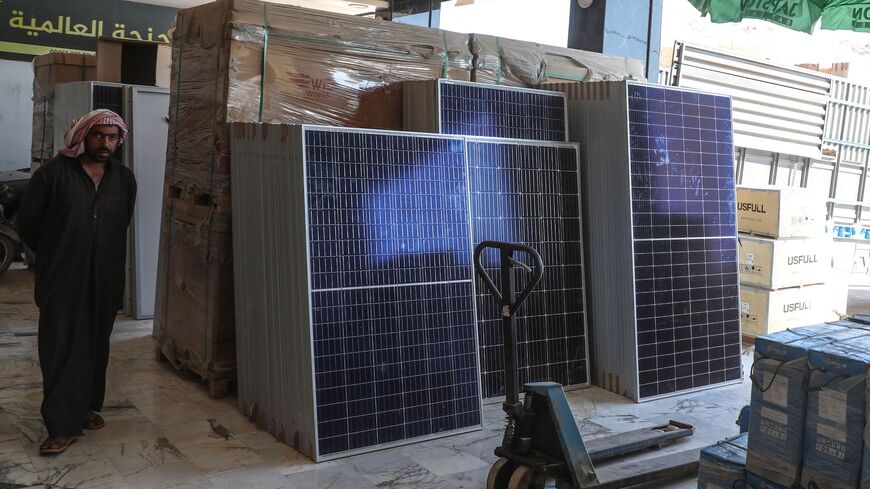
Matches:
[306,130,471,290]
[312,282,480,456]
[467,140,588,399]
[304,129,481,457]
[439,81,567,142]
[627,84,741,400]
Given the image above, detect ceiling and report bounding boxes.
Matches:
[127,0,389,16]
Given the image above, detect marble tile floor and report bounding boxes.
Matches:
[0,266,777,489]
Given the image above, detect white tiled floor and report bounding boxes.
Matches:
[0,267,758,488]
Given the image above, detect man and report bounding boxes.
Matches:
[18,109,136,455]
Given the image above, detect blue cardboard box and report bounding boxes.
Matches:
[698,433,748,489]
[745,471,792,489]
[801,335,870,489]
[747,323,865,487]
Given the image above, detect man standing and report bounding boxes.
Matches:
[18,109,136,455]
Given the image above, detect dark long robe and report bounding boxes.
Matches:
[17,154,136,438]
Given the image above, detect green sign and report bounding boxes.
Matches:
[822,3,870,32]
[0,0,177,61]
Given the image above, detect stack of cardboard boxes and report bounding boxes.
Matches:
[30,53,97,169]
[30,39,170,171]
[737,186,845,337]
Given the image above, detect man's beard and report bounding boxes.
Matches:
[85,145,113,163]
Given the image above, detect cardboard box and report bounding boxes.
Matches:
[738,235,831,289]
[741,284,838,337]
[33,53,97,87]
[31,53,97,161]
[801,338,870,489]
[698,433,748,489]
[96,38,171,88]
[748,323,867,487]
[737,186,826,238]
[470,34,643,87]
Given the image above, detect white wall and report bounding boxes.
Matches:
[439,0,570,47]
[0,60,33,171]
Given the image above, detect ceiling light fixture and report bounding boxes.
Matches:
[348,3,369,8]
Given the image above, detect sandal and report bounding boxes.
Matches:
[83,411,105,430]
[39,436,75,455]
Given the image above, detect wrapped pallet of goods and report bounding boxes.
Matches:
[154,0,473,395]
[469,34,645,87]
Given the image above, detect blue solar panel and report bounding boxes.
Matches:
[439,81,567,142]
[312,282,480,456]
[304,129,481,457]
[467,140,588,399]
[627,84,741,399]
[306,130,472,290]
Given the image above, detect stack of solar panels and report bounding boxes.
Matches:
[550,81,742,402]
[404,79,591,399]
[403,79,567,141]
[229,124,483,461]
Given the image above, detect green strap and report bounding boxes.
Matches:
[203,25,223,360]
[495,36,502,85]
[233,26,438,59]
[441,31,449,79]
[545,71,589,82]
[258,3,270,122]
[163,13,185,335]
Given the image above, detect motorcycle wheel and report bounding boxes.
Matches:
[0,234,14,277]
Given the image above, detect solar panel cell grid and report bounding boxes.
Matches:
[439,81,567,142]
[304,129,481,456]
[627,84,740,400]
[467,140,588,398]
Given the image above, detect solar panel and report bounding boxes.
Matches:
[306,129,482,456]
[403,80,567,142]
[230,124,482,462]
[556,81,741,402]
[466,138,589,399]
[627,84,740,399]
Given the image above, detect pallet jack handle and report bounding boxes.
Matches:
[473,241,544,407]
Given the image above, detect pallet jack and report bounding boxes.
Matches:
[473,241,702,489]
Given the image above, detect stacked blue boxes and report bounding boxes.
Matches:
[801,334,870,489]
[697,433,748,489]
[747,323,862,486]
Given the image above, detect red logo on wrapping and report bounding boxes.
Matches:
[287,72,329,99]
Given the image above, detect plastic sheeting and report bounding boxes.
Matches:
[698,433,748,489]
[470,34,645,87]
[746,322,868,487]
[802,335,870,489]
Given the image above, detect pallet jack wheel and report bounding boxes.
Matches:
[507,465,544,489]
[486,457,516,489]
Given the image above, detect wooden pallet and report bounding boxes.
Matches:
[155,345,236,399]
